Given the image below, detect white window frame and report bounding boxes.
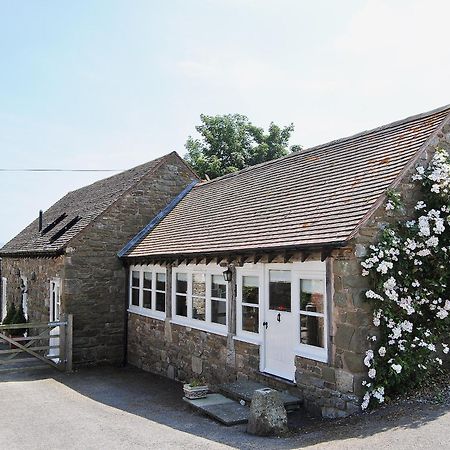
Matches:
[128,264,166,320]
[1,277,7,321]
[171,264,228,336]
[236,267,263,345]
[235,261,328,363]
[20,276,28,320]
[50,278,61,322]
[294,266,328,362]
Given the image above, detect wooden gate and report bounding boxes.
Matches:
[0,314,73,373]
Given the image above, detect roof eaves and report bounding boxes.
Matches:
[0,248,64,258]
[118,179,199,258]
[124,239,350,262]
[345,108,450,243]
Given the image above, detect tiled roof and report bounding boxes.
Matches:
[0,152,184,256]
[126,105,450,258]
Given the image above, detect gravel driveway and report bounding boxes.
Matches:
[0,366,449,449]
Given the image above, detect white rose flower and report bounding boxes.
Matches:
[378,346,386,357]
[391,364,402,374]
[368,368,376,379]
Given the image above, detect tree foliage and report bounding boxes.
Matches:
[184,114,300,179]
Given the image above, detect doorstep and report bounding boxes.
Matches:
[183,393,249,426]
[218,379,302,412]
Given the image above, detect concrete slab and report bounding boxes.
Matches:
[183,393,249,426]
[218,380,302,410]
[183,393,234,407]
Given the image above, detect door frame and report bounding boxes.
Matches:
[260,261,329,379]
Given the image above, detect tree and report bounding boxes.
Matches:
[184,114,301,179]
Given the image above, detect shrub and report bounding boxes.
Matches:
[360,147,450,409]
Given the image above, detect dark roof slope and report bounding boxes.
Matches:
[0,152,192,256]
[126,105,450,258]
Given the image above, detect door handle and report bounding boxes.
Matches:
[277,313,281,322]
[263,321,268,329]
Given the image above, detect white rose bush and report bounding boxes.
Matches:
[360,148,450,410]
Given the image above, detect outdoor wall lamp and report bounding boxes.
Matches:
[223,267,232,282]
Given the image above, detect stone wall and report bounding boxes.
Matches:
[127,313,260,385]
[0,256,64,323]
[64,155,196,366]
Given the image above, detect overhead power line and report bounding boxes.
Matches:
[0,168,123,172]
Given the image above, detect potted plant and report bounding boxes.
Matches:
[183,378,209,400]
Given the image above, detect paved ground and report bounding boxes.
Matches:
[0,366,449,449]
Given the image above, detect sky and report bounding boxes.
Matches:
[0,0,449,244]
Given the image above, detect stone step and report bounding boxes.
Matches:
[218,380,302,412]
[183,393,249,426]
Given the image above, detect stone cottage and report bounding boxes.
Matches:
[0,151,198,365]
[120,105,450,417]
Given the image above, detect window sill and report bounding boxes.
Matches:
[233,335,262,346]
[128,307,165,321]
[170,318,228,337]
[295,345,328,363]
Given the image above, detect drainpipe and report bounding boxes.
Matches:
[123,265,129,367]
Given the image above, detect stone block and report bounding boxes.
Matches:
[334,324,355,350]
[247,389,288,436]
[343,351,364,373]
[336,369,354,393]
[192,356,203,375]
[321,366,336,383]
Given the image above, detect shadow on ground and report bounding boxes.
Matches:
[0,365,448,449]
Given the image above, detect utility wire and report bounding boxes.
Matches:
[0,168,123,172]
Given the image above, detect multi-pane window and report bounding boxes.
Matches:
[211,275,226,325]
[175,272,188,317]
[131,271,140,306]
[155,273,166,312]
[172,268,228,331]
[299,279,325,349]
[129,266,166,318]
[269,270,291,312]
[143,271,152,309]
[192,273,206,321]
[241,275,260,334]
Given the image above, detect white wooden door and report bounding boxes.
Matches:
[1,277,7,321]
[263,268,297,381]
[49,279,61,359]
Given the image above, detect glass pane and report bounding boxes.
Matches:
[242,305,259,333]
[176,295,187,316]
[211,275,226,299]
[143,289,151,309]
[156,272,166,291]
[131,287,139,306]
[143,272,152,290]
[192,273,206,297]
[192,296,206,321]
[269,270,291,312]
[300,279,324,313]
[176,273,188,294]
[156,291,165,312]
[211,299,226,325]
[300,315,324,348]
[131,271,140,288]
[242,276,259,304]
